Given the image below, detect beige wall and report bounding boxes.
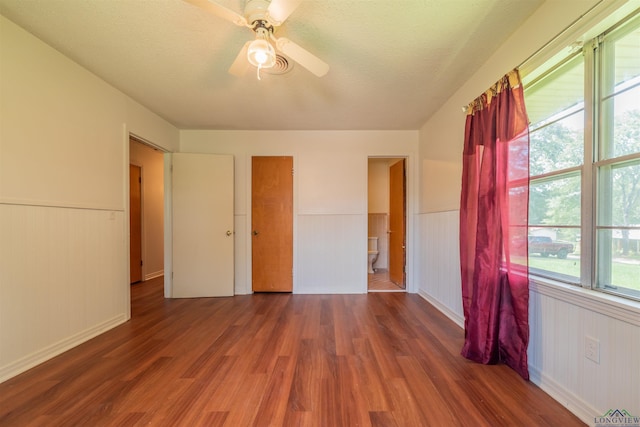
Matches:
[129,140,164,280]
[367,158,390,213]
[179,130,418,294]
[0,15,178,382]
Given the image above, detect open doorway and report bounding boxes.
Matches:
[129,137,165,288]
[367,157,406,292]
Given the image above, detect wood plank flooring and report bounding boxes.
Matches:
[0,277,585,426]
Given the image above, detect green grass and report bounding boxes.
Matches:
[528,255,640,292]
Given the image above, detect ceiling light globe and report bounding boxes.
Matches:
[247,39,276,68]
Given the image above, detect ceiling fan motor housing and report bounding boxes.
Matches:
[245,0,275,27]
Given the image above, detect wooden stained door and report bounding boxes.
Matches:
[389,159,406,288]
[129,164,142,284]
[170,153,234,298]
[252,156,293,292]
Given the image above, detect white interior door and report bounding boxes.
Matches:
[170,153,234,297]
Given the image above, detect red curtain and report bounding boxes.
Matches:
[459,70,530,380]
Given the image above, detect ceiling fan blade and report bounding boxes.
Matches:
[267,0,303,25]
[275,37,329,77]
[229,41,251,76]
[183,0,247,26]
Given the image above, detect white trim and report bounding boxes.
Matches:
[0,199,123,212]
[246,154,254,295]
[417,289,465,328]
[123,126,132,321]
[530,277,640,326]
[129,133,170,154]
[529,364,600,426]
[163,153,173,298]
[369,289,407,293]
[0,314,127,384]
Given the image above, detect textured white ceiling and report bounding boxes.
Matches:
[0,0,543,130]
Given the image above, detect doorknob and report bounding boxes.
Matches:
[252,230,259,236]
[226,230,233,237]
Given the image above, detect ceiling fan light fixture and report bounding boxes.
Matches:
[247,39,276,68]
[186,0,330,79]
[247,24,275,79]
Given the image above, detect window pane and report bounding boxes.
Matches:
[528,229,580,283]
[530,174,581,227]
[530,112,584,175]
[597,160,640,227]
[602,23,640,97]
[600,23,640,160]
[528,173,581,283]
[596,229,640,296]
[525,55,584,127]
[601,85,640,160]
[596,160,640,298]
[613,87,640,157]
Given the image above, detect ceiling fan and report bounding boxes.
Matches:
[184,0,329,79]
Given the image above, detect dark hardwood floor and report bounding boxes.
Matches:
[0,277,584,426]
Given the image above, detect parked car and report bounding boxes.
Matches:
[528,236,574,259]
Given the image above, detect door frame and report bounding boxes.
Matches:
[125,134,170,314]
[247,154,297,294]
[388,158,406,288]
[250,156,294,292]
[367,155,413,293]
[163,153,172,298]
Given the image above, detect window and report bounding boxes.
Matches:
[524,10,640,300]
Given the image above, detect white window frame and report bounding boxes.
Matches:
[592,15,640,300]
[526,8,640,302]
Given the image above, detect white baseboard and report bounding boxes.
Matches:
[417,289,465,329]
[0,313,127,384]
[529,364,599,425]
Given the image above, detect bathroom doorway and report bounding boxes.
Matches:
[367,157,406,291]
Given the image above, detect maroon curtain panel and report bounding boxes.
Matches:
[459,70,530,380]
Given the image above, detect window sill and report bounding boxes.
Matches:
[529,275,640,327]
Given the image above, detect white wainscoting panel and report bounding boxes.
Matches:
[416,210,463,326]
[528,285,640,423]
[296,214,367,294]
[0,203,127,382]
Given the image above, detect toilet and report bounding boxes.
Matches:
[368,237,379,274]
